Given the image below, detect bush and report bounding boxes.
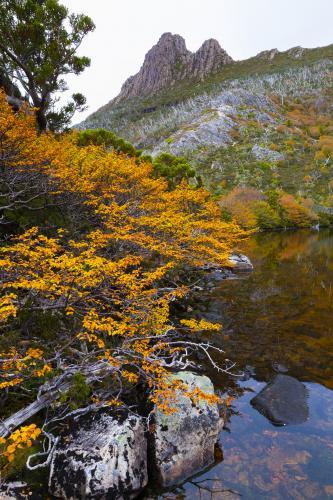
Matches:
[152,152,196,189]
[253,201,281,229]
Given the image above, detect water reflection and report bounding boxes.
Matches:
[202,229,333,389]
[156,229,333,499]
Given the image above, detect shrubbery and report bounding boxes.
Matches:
[0,92,244,471]
[220,186,318,230]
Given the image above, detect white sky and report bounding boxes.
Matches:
[61,0,333,122]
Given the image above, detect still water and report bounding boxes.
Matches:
[161,229,333,499]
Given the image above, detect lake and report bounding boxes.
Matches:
[158,229,333,499]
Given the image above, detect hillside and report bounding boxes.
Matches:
[79,36,333,227]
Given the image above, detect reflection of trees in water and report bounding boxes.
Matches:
[193,229,333,388]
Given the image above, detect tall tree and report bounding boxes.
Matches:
[0,0,95,131]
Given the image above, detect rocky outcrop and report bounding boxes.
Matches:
[251,374,309,426]
[286,46,306,59]
[49,411,147,499]
[228,254,254,272]
[117,33,232,101]
[252,144,284,162]
[151,89,274,156]
[151,371,223,487]
[255,48,280,61]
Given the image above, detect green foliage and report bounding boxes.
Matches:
[0,0,95,131]
[152,152,196,189]
[76,128,141,157]
[60,373,91,409]
[252,201,281,229]
[0,443,40,481]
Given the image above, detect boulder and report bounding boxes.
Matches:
[49,411,147,499]
[251,374,309,426]
[228,253,254,272]
[151,371,223,487]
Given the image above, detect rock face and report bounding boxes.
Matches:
[255,48,280,61]
[151,89,274,157]
[151,371,223,487]
[251,374,309,426]
[117,33,233,101]
[228,254,254,272]
[49,411,147,499]
[286,46,306,59]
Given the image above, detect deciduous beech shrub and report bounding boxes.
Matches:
[0,91,245,469]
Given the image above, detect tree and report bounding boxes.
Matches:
[0,0,95,132]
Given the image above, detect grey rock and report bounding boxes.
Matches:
[49,411,147,499]
[228,254,254,272]
[251,374,309,426]
[151,90,275,157]
[252,144,284,162]
[152,371,223,487]
[255,48,280,61]
[286,46,305,59]
[117,33,233,101]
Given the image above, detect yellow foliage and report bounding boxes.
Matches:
[0,89,246,416]
[0,424,41,463]
[180,319,221,332]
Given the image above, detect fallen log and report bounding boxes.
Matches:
[0,362,114,438]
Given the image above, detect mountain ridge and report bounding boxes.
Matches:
[115,32,233,102]
[80,38,333,131]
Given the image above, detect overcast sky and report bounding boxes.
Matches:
[61,0,333,122]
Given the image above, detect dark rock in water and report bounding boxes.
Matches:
[251,374,309,426]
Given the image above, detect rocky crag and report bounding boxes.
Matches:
[116,32,232,101]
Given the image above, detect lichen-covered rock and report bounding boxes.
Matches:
[49,411,147,499]
[228,254,254,272]
[152,371,223,487]
[251,374,309,426]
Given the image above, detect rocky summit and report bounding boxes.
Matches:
[116,32,233,101]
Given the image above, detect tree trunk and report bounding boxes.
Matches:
[36,106,48,132]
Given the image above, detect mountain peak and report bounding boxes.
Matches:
[117,33,233,101]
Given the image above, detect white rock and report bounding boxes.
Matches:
[228,253,254,272]
[152,371,223,487]
[49,412,147,499]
